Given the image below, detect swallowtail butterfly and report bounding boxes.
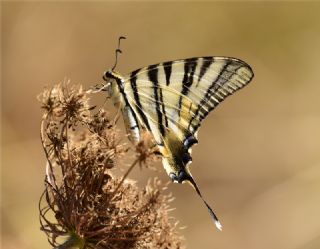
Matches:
[97,37,254,230]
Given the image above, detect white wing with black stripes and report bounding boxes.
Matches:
[102,56,254,230]
[122,57,253,156]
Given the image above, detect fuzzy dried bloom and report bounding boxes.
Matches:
[135,131,160,170]
[38,81,183,249]
[38,79,92,124]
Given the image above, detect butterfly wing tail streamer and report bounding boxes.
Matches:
[160,147,223,230]
[158,128,222,230]
[187,176,222,231]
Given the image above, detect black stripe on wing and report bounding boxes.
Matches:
[178,58,198,116]
[163,61,173,86]
[197,57,213,86]
[147,64,166,136]
[130,69,151,131]
[112,77,141,136]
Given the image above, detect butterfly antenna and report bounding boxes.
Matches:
[187,176,222,231]
[112,36,126,70]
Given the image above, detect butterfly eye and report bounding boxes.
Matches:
[103,70,113,81]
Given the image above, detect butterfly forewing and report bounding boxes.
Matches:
[123,57,254,149]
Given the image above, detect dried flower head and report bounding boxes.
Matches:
[38,81,183,249]
[135,131,160,169]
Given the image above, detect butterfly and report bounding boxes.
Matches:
[97,37,254,230]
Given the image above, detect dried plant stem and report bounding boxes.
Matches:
[40,115,57,189]
[110,158,139,200]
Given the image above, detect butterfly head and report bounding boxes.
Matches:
[103,70,115,81]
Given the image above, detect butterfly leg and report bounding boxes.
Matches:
[90,83,109,93]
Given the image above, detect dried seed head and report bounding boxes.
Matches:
[135,131,160,169]
[39,81,183,249]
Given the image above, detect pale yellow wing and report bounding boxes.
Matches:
[123,57,254,149]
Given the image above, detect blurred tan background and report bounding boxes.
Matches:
[2,1,320,249]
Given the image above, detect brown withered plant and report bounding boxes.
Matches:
[38,80,183,249]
